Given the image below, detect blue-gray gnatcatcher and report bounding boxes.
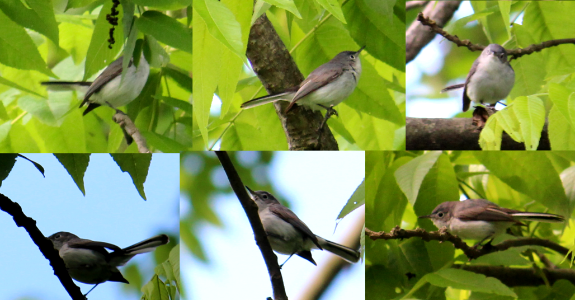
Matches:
[419,199,564,246]
[48,231,168,295]
[246,186,360,266]
[441,44,515,112]
[42,54,150,116]
[241,47,364,129]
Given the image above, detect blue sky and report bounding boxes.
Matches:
[182,151,365,300]
[0,154,179,300]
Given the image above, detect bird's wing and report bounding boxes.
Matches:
[67,238,123,254]
[285,67,343,112]
[80,56,126,107]
[268,204,322,249]
[462,58,480,112]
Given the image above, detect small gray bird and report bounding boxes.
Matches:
[246,186,360,266]
[420,199,564,246]
[442,44,515,112]
[48,231,168,295]
[42,55,149,116]
[241,47,364,128]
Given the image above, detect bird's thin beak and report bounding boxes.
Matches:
[245,186,254,195]
[419,214,432,219]
[356,46,366,54]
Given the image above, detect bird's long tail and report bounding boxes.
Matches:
[240,92,293,109]
[316,236,360,263]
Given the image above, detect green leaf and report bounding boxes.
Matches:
[131,0,193,10]
[110,154,152,200]
[156,96,193,114]
[162,65,193,93]
[425,269,517,297]
[514,95,545,150]
[337,178,364,219]
[394,151,442,205]
[315,0,346,24]
[474,152,569,216]
[343,0,405,71]
[54,154,90,195]
[0,9,54,76]
[193,8,223,146]
[0,0,59,45]
[0,75,44,97]
[550,105,575,150]
[193,0,245,58]
[479,114,504,150]
[136,11,193,54]
[262,0,302,18]
[142,131,188,153]
[0,154,17,187]
[84,1,123,80]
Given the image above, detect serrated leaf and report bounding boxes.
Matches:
[110,154,152,200]
[54,154,89,195]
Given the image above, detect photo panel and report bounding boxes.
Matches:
[366,151,572,299]
[181,151,365,299]
[406,1,575,150]
[0,154,179,299]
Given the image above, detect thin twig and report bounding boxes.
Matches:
[366,226,571,261]
[112,110,150,153]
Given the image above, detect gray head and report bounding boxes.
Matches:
[419,201,458,228]
[330,46,364,68]
[48,231,79,250]
[482,44,508,63]
[245,186,280,207]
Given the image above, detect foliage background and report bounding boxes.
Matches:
[0,153,179,299]
[192,0,406,150]
[366,151,575,299]
[0,0,194,152]
[180,151,365,299]
[407,1,575,150]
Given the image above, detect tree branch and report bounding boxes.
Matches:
[366,226,568,260]
[215,151,287,300]
[246,15,338,150]
[406,1,429,11]
[0,193,85,300]
[113,110,150,153]
[406,117,550,150]
[416,12,575,60]
[406,1,462,63]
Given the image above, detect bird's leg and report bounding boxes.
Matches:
[279,253,295,269]
[317,104,338,131]
[84,283,100,297]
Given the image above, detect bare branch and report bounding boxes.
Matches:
[406,118,550,150]
[406,1,429,11]
[112,110,150,153]
[416,12,575,59]
[366,226,568,260]
[215,151,287,300]
[0,193,85,300]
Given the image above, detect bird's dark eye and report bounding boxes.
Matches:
[437,212,444,218]
[262,194,268,199]
[350,55,355,59]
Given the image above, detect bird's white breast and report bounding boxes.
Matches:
[466,55,514,105]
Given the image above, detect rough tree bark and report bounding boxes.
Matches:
[406,118,550,150]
